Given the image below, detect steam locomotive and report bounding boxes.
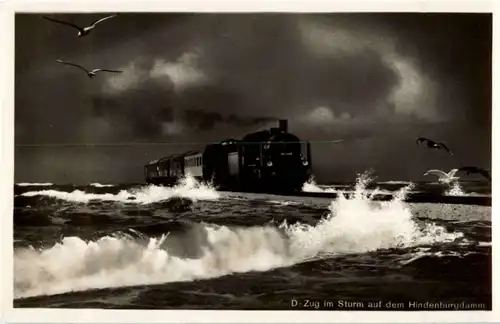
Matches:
[144,120,312,193]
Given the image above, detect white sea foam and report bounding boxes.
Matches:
[377,181,412,185]
[301,177,337,193]
[398,248,464,266]
[302,175,395,195]
[14,172,464,299]
[445,182,467,196]
[16,182,54,187]
[20,174,219,204]
[90,183,115,188]
[266,200,301,206]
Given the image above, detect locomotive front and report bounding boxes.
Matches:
[241,120,312,192]
[262,131,311,192]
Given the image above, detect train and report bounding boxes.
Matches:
[144,119,312,193]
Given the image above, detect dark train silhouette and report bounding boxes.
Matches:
[144,120,312,193]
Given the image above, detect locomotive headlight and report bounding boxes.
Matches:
[267,161,273,167]
[302,161,309,166]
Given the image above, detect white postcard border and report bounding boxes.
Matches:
[1,0,498,323]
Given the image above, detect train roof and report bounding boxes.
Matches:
[158,156,173,162]
[166,153,185,160]
[147,150,201,164]
[183,149,202,157]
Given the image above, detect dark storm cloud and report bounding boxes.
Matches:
[14,13,492,183]
[91,72,278,137]
[85,14,400,140]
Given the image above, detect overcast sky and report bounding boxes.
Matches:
[14,12,491,184]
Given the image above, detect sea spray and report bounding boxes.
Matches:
[302,170,394,196]
[14,172,464,299]
[20,174,219,204]
[16,182,54,187]
[284,173,460,259]
[445,182,467,196]
[89,183,115,188]
[301,176,336,193]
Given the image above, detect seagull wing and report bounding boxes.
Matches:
[448,169,459,178]
[416,137,428,146]
[43,16,83,31]
[56,60,89,73]
[424,169,448,179]
[93,69,123,74]
[438,142,453,155]
[89,14,118,27]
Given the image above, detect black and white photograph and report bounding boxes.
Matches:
[3,0,497,322]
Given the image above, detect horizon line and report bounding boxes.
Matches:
[15,140,344,147]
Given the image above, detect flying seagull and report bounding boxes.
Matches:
[457,166,491,182]
[43,14,118,38]
[56,59,123,78]
[416,137,453,155]
[423,169,460,184]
